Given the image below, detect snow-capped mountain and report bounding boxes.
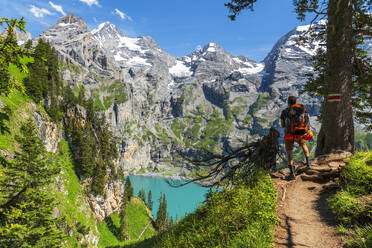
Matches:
[36,14,371,174]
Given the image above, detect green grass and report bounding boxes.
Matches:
[0,90,33,152]
[98,197,156,248]
[93,91,105,110]
[0,89,99,247]
[130,171,278,248]
[252,93,272,115]
[53,139,99,247]
[328,151,372,247]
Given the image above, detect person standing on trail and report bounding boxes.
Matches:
[280,96,313,180]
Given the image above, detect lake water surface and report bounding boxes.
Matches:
[129,175,209,220]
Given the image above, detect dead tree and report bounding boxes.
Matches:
[168,128,282,187]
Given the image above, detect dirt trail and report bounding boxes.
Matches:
[271,151,352,248]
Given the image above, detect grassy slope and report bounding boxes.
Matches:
[53,139,100,247]
[98,197,156,248]
[328,151,372,247]
[0,91,100,247]
[124,171,278,248]
[2,55,156,248]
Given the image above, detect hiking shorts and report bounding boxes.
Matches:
[284,138,306,152]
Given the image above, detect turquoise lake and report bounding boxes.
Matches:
[129,175,210,220]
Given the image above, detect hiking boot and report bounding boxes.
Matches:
[306,156,312,169]
[288,165,296,180]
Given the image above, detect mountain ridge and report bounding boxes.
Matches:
[33,13,371,177]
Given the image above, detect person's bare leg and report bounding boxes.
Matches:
[285,140,296,179]
[301,141,312,168]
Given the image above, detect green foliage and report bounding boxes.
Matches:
[344,225,372,248]
[138,188,146,203]
[155,123,170,146]
[63,93,118,195]
[171,118,186,139]
[98,197,156,248]
[328,152,372,246]
[0,90,31,151]
[196,109,233,152]
[147,190,153,211]
[0,119,65,247]
[242,114,252,126]
[93,80,128,110]
[93,91,105,111]
[148,171,278,248]
[54,139,99,247]
[119,192,130,241]
[22,39,63,122]
[8,55,33,82]
[341,152,372,196]
[355,130,372,151]
[155,193,169,232]
[0,17,29,95]
[251,93,272,115]
[125,177,134,201]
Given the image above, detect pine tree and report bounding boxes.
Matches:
[91,157,107,195]
[118,190,129,241]
[0,119,64,247]
[225,0,372,155]
[138,188,146,203]
[155,193,168,232]
[147,190,153,211]
[0,17,29,95]
[124,177,133,201]
[24,39,48,102]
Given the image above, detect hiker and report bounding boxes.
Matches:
[280,96,313,180]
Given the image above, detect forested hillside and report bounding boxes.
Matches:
[0,18,155,247]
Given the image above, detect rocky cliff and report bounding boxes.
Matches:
[36,14,371,178]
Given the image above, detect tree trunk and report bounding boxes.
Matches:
[315,0,354,156]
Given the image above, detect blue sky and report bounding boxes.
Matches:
[0,0,314,61]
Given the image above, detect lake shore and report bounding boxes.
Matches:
[132,172,214,188]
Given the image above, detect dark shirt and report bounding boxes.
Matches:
[280,107,291,134]
[280,107,290,122]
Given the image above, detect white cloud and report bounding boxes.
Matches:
[49,1,66,16]
[29,5,54,18]
[114,8,133,21]
[79,0,100,7]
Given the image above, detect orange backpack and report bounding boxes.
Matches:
[289,104,309,136]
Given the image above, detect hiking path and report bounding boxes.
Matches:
[271,151,352,248]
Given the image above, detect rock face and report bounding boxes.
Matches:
[2,28,31,45]
[37,14,372,179]
[63,104,124,221]
[88,180,123,221]
[32,105,62,153]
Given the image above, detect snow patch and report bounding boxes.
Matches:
[91,22,110,35]
[114,52,125,62]
[233,63,264,75]
[169,60,193,78]
[206,43,216,52]
[58,22,73,27]
[127,57,151,66]
[118,36,144,53]
[233,57,243,63]
[183,57,191,63]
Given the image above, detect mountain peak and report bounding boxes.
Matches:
[57,13,86,27]
[91,22,116,35]
[203,42,220,52]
